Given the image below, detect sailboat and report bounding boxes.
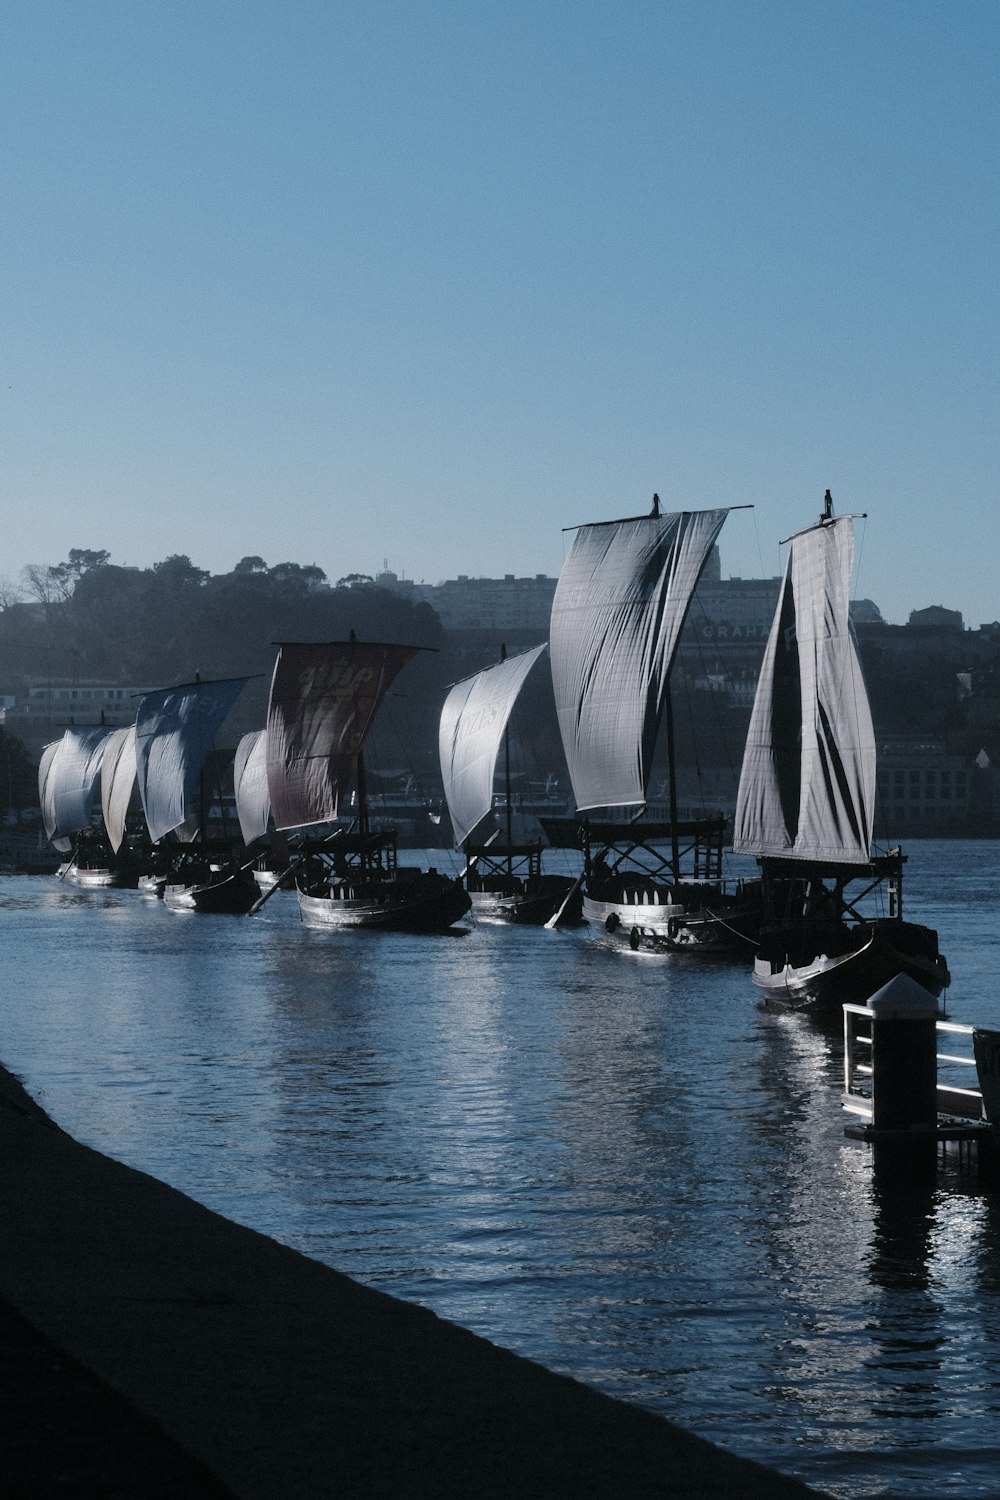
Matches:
[99,724,167,896]
[39,725,136,887]
[732,491,950,1008]
[547,495,763,951]
[134,675,259,913]
[233,728,289,890]
[265,638,471,931]
[438,643,581,924]
[99,724,155,882]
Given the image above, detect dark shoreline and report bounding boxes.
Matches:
[0,1061,827,1498]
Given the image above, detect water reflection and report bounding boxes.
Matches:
[5,851,1000,1497]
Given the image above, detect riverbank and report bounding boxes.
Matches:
[0,1060,827,1498]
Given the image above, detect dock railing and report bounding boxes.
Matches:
[843,1006,983,1126]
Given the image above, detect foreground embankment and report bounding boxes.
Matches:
[0,1061,827,1498]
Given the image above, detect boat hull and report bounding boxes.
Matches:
[164,869,260,914]
[583,883,762,954]
[752,922,951,1010]
[470,875,582,926]
[62,865,135,890]
[297,873,470,932]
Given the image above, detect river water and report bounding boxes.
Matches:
[3,840,1000,1499]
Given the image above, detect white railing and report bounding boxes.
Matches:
[842,1007,982,1124]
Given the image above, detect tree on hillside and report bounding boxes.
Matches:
[152,554,210,588]
[48,549,111,599]
[21,563,61,607]
[268,561,327,591]
[0,730,36,814]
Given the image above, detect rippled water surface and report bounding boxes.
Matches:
[4,840,1000,1499]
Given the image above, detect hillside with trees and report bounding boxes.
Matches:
[0,549,458,793]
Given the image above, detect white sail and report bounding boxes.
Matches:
[234,729,271,845]
[549,507,729,813]
[38,741,72,853]
[39,727,112,845]
[733,514,875,864]
[438,644,547,849]
[266,641,419,832]
[135,677,249,843]
[100,725,138,854]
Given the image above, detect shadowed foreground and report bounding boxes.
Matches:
[0,1062,827,1498]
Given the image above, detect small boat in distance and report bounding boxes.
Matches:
[547,494,763,951]
[732,491,950,1008]
[265,637,470,932]
[439,643,581,924]
[134,675,260,914]
[233,729,289,890]
[39,725,138,887]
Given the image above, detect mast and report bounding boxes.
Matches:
[500,643,513,883]
[195,674,207,845]
[664,687,680,882]
[350,630,371,872]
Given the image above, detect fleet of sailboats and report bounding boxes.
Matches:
[29,489,950,1012]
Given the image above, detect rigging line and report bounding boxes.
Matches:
[378,699,430,793]
[700,905,760,946]
[674,619,707,804]
[679,595,746,870]
[750,503,771,598]
[842,510,884,854]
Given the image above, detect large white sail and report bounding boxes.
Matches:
[234,729,271,845]
[38,740,72,853]
[733,514,875,864]
[266,641,420,832]
[438,644,547,849]
[100,725,138,854]
[549,507,729,813]
[40,726,112,846]
[135,677,249,843]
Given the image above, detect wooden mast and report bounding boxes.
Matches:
[349,630,371,876]
[500,643,513,886]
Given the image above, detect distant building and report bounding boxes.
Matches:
[875,738,972,836]
[374,570,557,634]
[908,604,964,631]
[2,683,156,755]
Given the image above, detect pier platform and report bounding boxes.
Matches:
[0,1061,826,1499]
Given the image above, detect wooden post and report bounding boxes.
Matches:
[867,975,940,1133]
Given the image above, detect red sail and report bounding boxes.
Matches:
[266,641,420,831]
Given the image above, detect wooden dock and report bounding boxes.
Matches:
[842,992,1000,1168]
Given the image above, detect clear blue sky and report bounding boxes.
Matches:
[2,1,996,625]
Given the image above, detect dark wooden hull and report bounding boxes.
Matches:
[297,872,471,932]
[469,875,582,926]
[581,881,763,954]
[62,864,136,890]
[164,868,260,914]
[752,921,951,1010]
